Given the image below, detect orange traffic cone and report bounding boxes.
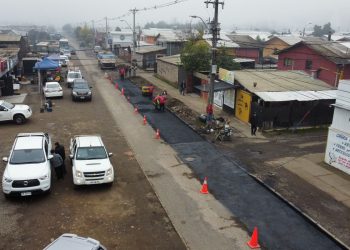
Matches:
[200,177,209,194]
[155,129,160,139]
[143,115,147,125]
[115,83,119,89]
[134,106,138,114]
[121,88,125,96]
[247,227,260,249]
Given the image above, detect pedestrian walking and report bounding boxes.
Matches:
[45,99,53,112]
[179,80,186,95]
[250,112,258,136]
[50,149,64,180]
[54,142,66,175]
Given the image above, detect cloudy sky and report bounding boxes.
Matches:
[1,0,350,32]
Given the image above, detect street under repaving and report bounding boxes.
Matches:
[0,40,346,250]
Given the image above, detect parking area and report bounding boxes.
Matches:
[0,63,185,249]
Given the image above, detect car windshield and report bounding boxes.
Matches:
[47,84,59,88]
[101,54,115,59]
[68,73,81,78]
[1,101,15,109]
[76,147,107,160]
[10,149,46,164]
[74,83,88,89]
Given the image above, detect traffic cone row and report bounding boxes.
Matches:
[143,115,147,125]
[121,88,125,96]
[134,106,138,114]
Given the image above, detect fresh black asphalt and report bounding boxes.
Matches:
[115,78,342,250]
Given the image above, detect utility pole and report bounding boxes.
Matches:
[205,0,224,121]
[92,20,96,45]
[129,8,138,66]
[105,17,108,35]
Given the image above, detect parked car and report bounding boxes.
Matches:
[66,70,83,88]
[44,234,106,250]
[59,55,69,67]
[69,135,114,186]
[60,49,71,59]
[71,79,92,101]
[0,100,32,124]
[2,133,52,198]
[93,45,102,54]
[43,82,63,98]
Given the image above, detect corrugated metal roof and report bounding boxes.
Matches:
[204,34,239,48]
[255,90,336,102]
[276,36,302,45]
[280,40,350,64]
[157,54,182,65]
[135,45,166,54]
[235,70,335,93]
[0,34,21,42]
[226,34,262,48]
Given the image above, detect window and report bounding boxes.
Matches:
[305,59,313,70]
[284,58,293,66]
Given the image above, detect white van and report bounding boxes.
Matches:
[2,133,52,198]
[69,135,114,186]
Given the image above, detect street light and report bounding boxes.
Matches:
[302,22,312,37]
[120,19,132,30]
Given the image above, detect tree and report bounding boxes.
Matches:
[216,48,241,71]
[312,22,335,37]
[180,39,210,72]
[115,27,122,31]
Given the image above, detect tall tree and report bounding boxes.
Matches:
[180,39,210,72]
[217,48,241,71]
[312,22,335,37]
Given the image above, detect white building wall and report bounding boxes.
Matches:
[325,80,350,175]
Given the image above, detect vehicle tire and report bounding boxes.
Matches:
[106,182,113,188]
[89,96,92,102]
[4,193,10,199]
[72,96,75,102]
[13,114,25,125]
[73,184,80,190]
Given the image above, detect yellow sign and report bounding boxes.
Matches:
[235,89,252,123]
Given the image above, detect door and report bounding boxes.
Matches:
[235,89,252,123]
[0,104,12,121]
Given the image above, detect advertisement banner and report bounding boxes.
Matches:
[235,89,251,123]
[214,91,223,107]
[325,128,350,175]
[219,68,234,84]
[224,89,235,109]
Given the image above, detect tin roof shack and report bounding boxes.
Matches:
[234,70,336,129]
[226,34,263,63]
[277,40,350,87]
[156,54,186,88]
[134,46,166,70]
[0,48,20,96]
[0,34,28,60]
[325,80,350,175]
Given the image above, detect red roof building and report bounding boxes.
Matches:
[277,40,350,86]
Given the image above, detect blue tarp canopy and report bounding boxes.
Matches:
[33,57,59,70]
[47,54,60,62]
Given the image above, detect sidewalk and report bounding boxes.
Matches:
[136,70,350,209]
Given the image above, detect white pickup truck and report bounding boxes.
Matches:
[69,135,114,186]
[0,100,32,124]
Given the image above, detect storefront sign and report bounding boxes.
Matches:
[325,128,350,175]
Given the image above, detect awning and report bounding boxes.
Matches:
[255,90,337,102]
[33,57,59,70]
[194,81,237,92]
